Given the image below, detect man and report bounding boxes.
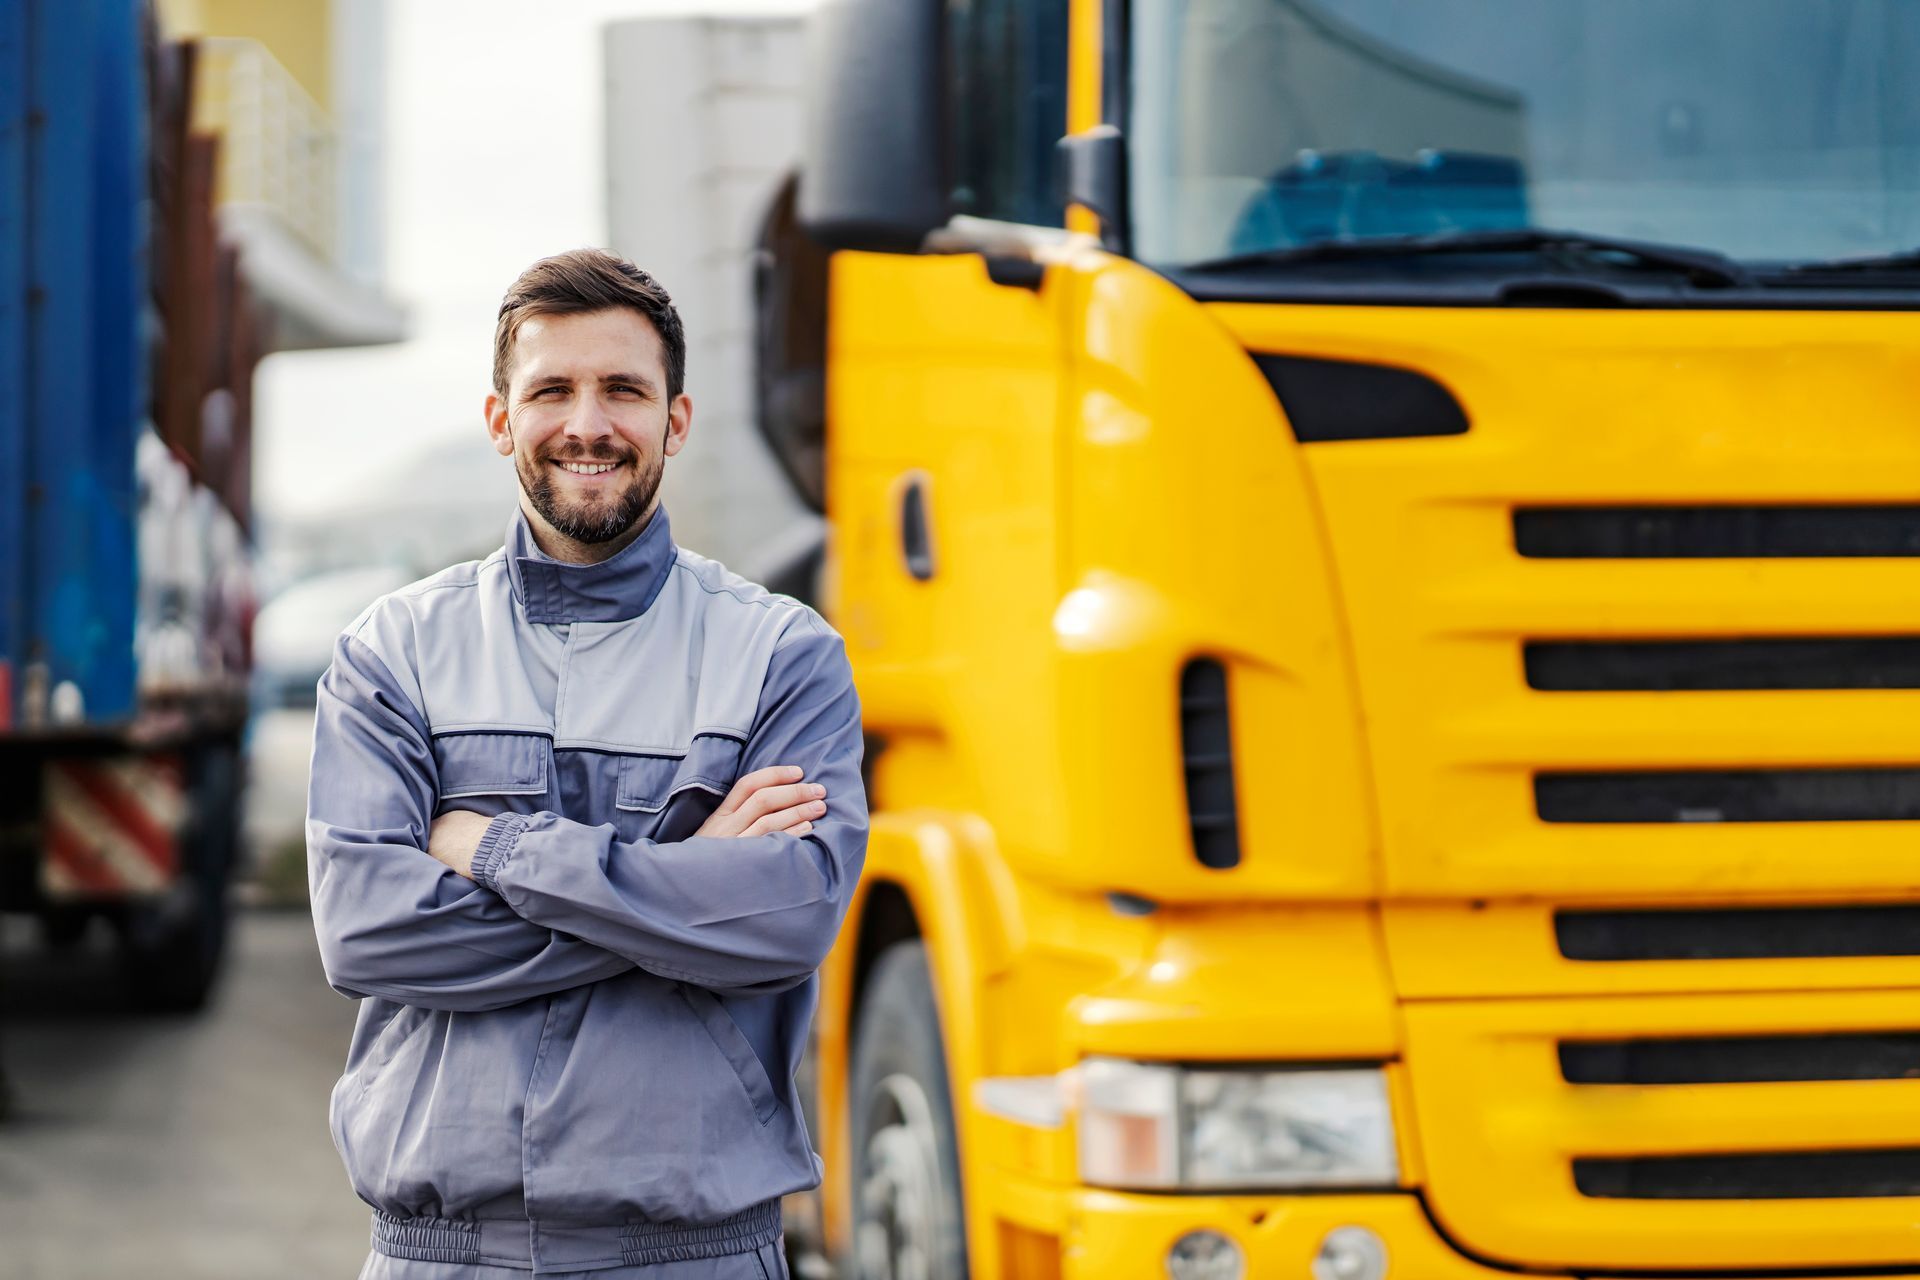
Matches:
[307,249,865,1279]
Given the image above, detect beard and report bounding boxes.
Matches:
[516,441,663,545]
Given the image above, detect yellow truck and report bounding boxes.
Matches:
[748,1,1920,1276]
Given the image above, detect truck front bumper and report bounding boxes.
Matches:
[1060,1189,1920,1279]
[1062,1190,1498,1279]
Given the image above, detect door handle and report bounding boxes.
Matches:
[898,472,935,581]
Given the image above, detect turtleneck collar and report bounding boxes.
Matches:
[504,503,677,624]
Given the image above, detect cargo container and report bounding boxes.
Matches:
[2,0,266,1012]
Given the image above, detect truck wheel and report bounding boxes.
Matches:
[118,744,238,1012]
[849,941,968,1280]
[118,876,229,1012]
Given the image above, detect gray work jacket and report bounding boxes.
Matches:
[306,506,866,1272]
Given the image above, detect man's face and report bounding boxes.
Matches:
[484,308,691,552]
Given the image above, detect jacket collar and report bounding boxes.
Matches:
[505,503,677,624]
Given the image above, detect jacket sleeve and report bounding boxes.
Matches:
[306,629,635,1011]
[470,616,868,996]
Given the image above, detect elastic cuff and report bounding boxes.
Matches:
[471,812,531,892]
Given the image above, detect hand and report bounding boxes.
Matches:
[696,765,827,839]
[428,809,493,880]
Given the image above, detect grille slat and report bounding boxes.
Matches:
[1525,637,1920,691]
[1515,505,1920,558]
[1574,1149,1920,1200]
[1560,1033,1920,1085]
[1535,767,1920,823]
[1556,904,1920,961]
[1179,660,1242,870]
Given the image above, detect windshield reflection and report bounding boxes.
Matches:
[1129,0,1920,271]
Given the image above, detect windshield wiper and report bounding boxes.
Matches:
[1779,248,1920,276]
[1183,227,1757,289]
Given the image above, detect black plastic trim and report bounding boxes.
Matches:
[1555,904,1920,962]
[1159,267,1920,312]
[1574,1149,1920,1201]
[1524,637,1920,691]
[1179,659,1241,870]
[1515,506,1920,559]
[1535,767,1920,824]
[1253,353,1469,442]
[1560,1033,1920,1085]
[983,255,1045,290]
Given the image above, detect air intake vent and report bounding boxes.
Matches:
[1573,1149,1920,1200]
[1514,505,1920,558]
[1525,637,1920,691]
[1253,354,1469,442]
[1535,767,1920,823]
[1555,904,1920,961]
[1179,659,1241,870]
[1560,1033,1920,1085]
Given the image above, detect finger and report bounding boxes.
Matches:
[741,798,827,837]
[736,781,825,822]
[715,765,799,816]
[715,765,804,817]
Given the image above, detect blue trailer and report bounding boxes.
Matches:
[0,0,259,1013]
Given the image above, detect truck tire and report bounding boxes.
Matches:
[117,744,238,1012]
[118,874,229,1012]
[848,941,968,1280]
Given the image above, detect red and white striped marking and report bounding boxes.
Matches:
[40,756,186,899]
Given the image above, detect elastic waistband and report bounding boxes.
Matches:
[371,1200,781,1271]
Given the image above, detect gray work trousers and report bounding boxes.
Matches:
[358,1241,790,1280]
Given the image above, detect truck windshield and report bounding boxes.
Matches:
[1128,0,1920,276]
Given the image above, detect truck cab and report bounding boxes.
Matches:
[765,2,1920,1276]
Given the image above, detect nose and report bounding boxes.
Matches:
[562,394,616,448]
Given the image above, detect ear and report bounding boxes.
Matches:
[484,391,514,456]
[663,392,693,458]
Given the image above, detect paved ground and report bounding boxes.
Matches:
[0,910,372,1279]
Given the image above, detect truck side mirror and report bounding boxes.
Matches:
[752,173,829,514]
[1058,125,1127,249]
[798,0,949,252]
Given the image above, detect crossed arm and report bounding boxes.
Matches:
[305,623,867,1012]
[426,764,826,878]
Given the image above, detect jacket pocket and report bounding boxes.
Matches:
[615,736,744,813]
[356,1004,431,1096]
[676,983,779,1124]
[433,731,549,799]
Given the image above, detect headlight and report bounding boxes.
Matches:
[1077,1058,1399,1190]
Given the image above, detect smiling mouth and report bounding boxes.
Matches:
[551,459,626,476]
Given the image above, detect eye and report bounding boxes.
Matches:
[537,385,568,398]
[608,384,641,397]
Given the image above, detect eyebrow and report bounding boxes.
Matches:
[519,372,660,397]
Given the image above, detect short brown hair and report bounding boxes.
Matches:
[492,248,687,400]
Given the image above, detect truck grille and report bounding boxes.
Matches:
[1217,303,1920,1271]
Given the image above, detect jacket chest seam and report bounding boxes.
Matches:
[550,624,580,738]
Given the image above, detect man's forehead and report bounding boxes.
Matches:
[515,309,665,380]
